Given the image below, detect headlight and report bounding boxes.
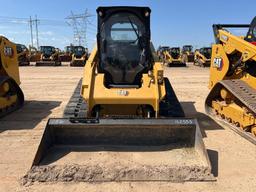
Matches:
[157,70,164,84]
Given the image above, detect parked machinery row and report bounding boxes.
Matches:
[16,44,89,67]
[157,45,212,67]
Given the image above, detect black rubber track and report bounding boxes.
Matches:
[0,76,24,118]
[64,78,185,118]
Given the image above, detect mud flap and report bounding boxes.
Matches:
[23,118,214,183]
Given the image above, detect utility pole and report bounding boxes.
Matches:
[29,16,34,47]
[28,16,40,49]
[65,9,93,46]
[35,15,40,49]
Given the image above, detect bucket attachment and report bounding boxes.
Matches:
[23,118,214,183]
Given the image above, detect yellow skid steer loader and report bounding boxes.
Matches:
[23,6,213,184]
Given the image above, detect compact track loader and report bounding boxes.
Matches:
[28,46,41,62]
[59,46,74,62]
[70,46,88,66]
[182,45,194,63]
[194,47,211,67]
[16,44,29,66]
[206,17,256,145]
[35,46,61,66]
[162,47,186,67]
[24,6,213,184]
[0,36,24,118]
[157,46,169,60]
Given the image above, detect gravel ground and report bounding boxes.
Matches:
[0,64,255,192]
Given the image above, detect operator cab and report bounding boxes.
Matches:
[199,47,211,59]
[40,46,55,58]
[97,6,152,88]
[182,45,193,53]
[74,46,85,58]
[16,44,28,54]
[169,47,180,59]
[65,46,74,54]
[245,16,256,44]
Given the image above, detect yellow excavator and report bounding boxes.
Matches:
[194,47,212,67]
[70,46,88,66]
[206,17,256,145]
[16,44,30,66]
[23,7,212,184]
[160,47,186,67]
[0,36,24,118]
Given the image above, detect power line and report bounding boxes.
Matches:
[65,9,94,46]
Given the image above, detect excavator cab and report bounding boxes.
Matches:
[97,7,151,86]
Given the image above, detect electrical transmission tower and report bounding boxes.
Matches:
[65,9,93,46]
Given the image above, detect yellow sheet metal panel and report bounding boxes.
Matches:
[0,36,20,85]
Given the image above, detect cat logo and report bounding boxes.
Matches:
[213,57,223,70]
[4,47,13,57]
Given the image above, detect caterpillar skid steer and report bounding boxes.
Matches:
[163,47,186,67]
[206,17,256,145]
[0,36,24,118]
[59,45,74,62]
[16,44,30,66]
[23,7,213,184]
[35,46,61,66]
[28,46,41,62]
[182,45,194,63]
[194,47,212,67]
[70,46,88,66]
[157,45,169,60]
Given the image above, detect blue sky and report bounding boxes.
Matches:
[0,0,255,50]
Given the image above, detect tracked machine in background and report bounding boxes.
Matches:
[28,46,41,62]
[162,47,186,67]
[16,44,30,66]
[59,45,74,62]
[0,36,24,118]
[157,46,170,60]
[194,47,212,67]
[182,45,194,63]
[70,46,88,67]
[35,46,61,66]
[206,17,256,145]
[24,7,213,184]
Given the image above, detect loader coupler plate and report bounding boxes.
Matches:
[23,118,214,184]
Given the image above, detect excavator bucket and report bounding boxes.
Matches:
[23,117,214,183]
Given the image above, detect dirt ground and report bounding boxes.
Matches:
[0,64,255,192]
